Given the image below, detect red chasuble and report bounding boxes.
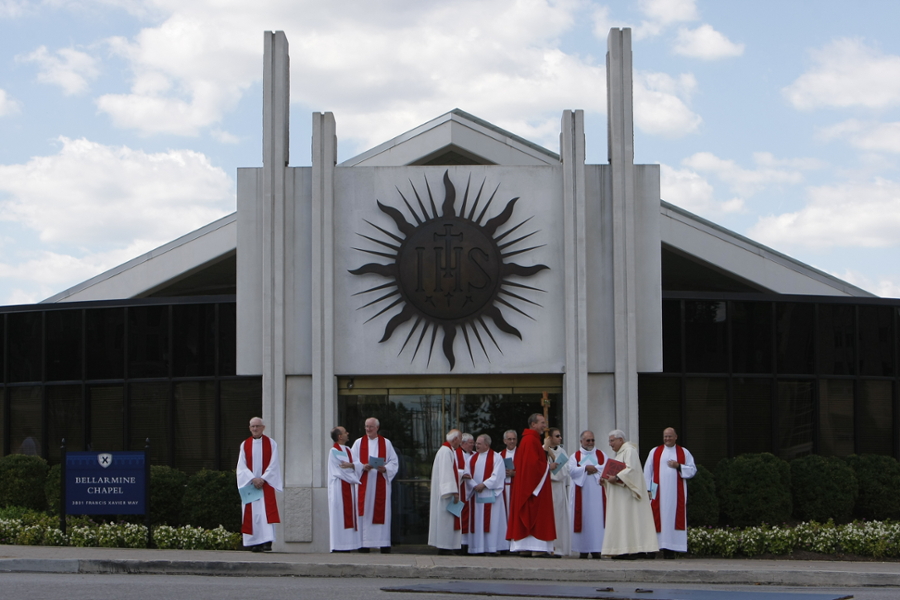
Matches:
[358,435,388,524]
[650,444,686,532]
[334,443,356,530]
[506,428,556,542]
[573,449,607,532]
[241,435,281,535]
[469,450,495,532]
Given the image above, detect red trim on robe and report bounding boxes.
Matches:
[241,435,281,536]
[500,448,513,521]
[573,450,606,533]
[358,435,388,524]
[468,450,495,532]
[650,444,686,532]
[334,443,356,530]
[455,446,468,533]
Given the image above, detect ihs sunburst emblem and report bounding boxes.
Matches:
[350,170,549,370]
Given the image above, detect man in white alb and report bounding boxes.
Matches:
[351,417,399,553]
[428,429,466,554]
[567,430,607,558]
[466,434,506,555]
[644,427,696,558]
[236,417,283,552]
[544,427,570,557]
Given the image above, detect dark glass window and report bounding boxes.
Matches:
[219,303,236,376]
[777,380,814,460]
[129,382,170,464]
[684,377,727,468]
[733,378,772,454]
[47,385,83,462]
[638,375,681,457]
[684,301,727,373]
[858,306,893,376]
[858,380,893,455]
[89,385,124,451]
[0,317,5,383]
[8,312,42,382]
[46,310,82,381]
[819,379,854,456]
[173,305,216,377]
[0,387,4,454]
[732,302,771,374]
[818,305,856,375]
[128,306,170,378]
[10,386,42,456]
[86,308,125,380]
[174,381,216,473]
[220,379,262,470]
[661,300,682,373]
[776,303,814,375]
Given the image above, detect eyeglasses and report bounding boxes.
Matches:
[583,439,595,442]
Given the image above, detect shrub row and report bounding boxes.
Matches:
[687,453,900,528]
[0,455,241,531]
[688,520,900,559]
[0,508,240,550]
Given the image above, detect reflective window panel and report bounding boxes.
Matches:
[776,303,815,375]
[732,302,772,374]
[684,301,728,373]
[819,379,854,456]
[85,308,125,380]
[8,312,42,383]
[684,377,727,468]
[733,377,772,455]
[10,386,42,456]
[47,385,83,462]
[46,310,82,382]
[818,305,856,376]
[777,380,814,460]
[858,380,893,455]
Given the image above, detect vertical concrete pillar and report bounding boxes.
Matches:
[561,110,589,448]
[607,28,641,443]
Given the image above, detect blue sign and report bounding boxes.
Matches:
[65,451,146,515]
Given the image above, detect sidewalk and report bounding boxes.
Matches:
[1,545,899,587]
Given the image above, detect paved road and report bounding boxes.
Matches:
[2,574,898,600]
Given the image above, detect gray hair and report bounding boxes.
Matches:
[461,432,474,443]
[477,433,492,446]
[366,417,380,427]
[609,429,626,441]
[503,430,517,439]
[249,417,264,426]
[446,429,461,442]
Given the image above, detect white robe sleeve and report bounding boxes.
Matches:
[679,448,697,480]
[549,447,570,482]
[568,451,588,487]
[383,438,399,482]
[261,438,283,492]
[644,449,656,492]
[330,445,361,485]
[484,453,505,493]
[236,442,252,488]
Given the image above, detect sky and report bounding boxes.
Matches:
[2,0,900,305]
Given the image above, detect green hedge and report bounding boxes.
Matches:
[686,464,719,527]
[790,455,857,523]
[181,469,241,532]
[0,455,49,511]
[716,453,791,527]
[845,454,900,520]
[150,465,187,526]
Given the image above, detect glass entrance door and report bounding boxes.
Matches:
[337,376,562,545]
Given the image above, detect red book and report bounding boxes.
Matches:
[600,459,626,480]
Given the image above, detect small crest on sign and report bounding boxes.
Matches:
[97,453,113,468]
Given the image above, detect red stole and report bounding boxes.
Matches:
[573,449,607,532]
[241,435,280,535]
[469,450,495,532]
[650,444,686,532]
[454,446,467,532]
[334,443,356,530]
[506,429,555,542]
[358,435,388,524]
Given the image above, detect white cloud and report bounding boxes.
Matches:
[0,88,20,116]
[836,269,899,298]
[784,38,900,110]
[0,136,234,249]
[748,178,900,250]
[683,151,807,196]
[0,0,29,18]
[92,0,606,150]
[673,24,743,60]
[19,46,100,96]
[635,0,698,39]
[819,119,900,153]
[634,72,701,137]
[660,163,744,215]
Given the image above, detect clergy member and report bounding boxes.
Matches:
[601,429,659,559]
[327,425,361,552]
[644,427,697,558]
[428,429,465,554]
[507,413,556,558]
[236,417,283,552]
[459,432,475,550]
[544,427,571,557]
[568,430,607,559]
[351,417,399,553]
[466,434,506,555]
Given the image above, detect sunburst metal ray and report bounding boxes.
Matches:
[377,200,416,236]
[476,316,504,353]
[395,188,423,225]
[364,219,404,243]
[469,321,490,360]
[493,216,533,243]
[459,174,472,218]
[475,183,501,225]
[352,247,397,260]
[409,180,431,223]
[499,288,542,307]
[501,244,546,259]
[461,323,476,366]
[364,297,403,323]
[498,231,538,251]
[424,176,439,220]
[349,263,396,277]
[502,263,550,278]
[356,233,399,251]
[359,289,399,309]
[500,279,545,293]
[440,171,457,218]
[483,197,519,236]
[353,281,397,296]
[426,324,439,366]
[467,179,487,221]
[484,304,525,337]
[398,317,423,355]
[495,297,534,321]
[441,324,456,369]
[412,322,432,362]
[379,303,415,342]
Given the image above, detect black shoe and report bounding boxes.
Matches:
[331,550,351,553]
[591,552,603,559]
[358,547,370,553]
[250,545,263,553]
[579,552,589,559]
[662,549,676,559]
[380,547,391,554]
[263,542,272,552]
[438,549,453,556]
[611,553,638,560]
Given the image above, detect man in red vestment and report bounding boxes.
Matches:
[507,413,556,557]
[236,417,283,552]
